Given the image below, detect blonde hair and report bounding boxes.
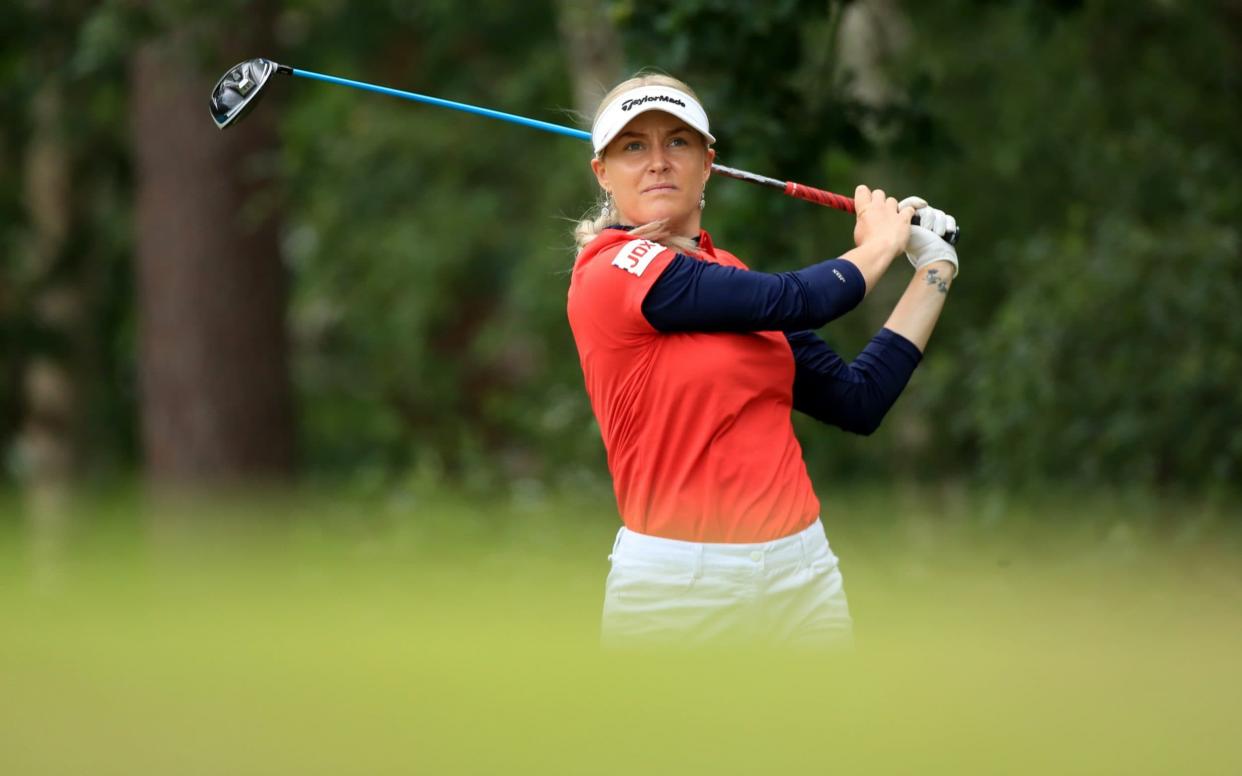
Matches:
[573,73,710,255]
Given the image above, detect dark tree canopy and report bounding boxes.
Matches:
[0,0,1237,498]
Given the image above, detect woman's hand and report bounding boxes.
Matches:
[840,185,915,294]
[852,185,914,256]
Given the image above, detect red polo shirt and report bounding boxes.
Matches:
[567,228,820,542]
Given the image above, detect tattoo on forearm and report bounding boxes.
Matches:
[924,268,951,294]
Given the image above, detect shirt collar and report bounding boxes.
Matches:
[603,224,715,256]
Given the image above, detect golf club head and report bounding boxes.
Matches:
[210,58,288,129]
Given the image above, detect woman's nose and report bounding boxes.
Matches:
[647,148,670,172]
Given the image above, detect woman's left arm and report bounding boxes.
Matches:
[885,200,960,350]
[785,327,920,436]
[788,258,956,435]
[881,260,954,352]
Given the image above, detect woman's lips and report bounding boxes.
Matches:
[642,184,677,193]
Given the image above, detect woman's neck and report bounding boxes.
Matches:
[618,214,701,240]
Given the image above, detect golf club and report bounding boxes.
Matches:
[210,58,959,244]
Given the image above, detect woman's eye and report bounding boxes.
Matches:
[624,141,644,152]
[669,136,688,147]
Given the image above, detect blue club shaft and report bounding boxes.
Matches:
[282,64,958,239]
[290,68,593,143]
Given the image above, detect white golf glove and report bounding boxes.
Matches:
[898,196,958,277]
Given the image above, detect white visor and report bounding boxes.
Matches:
[591,85,715,155]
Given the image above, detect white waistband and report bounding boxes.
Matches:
[610,519,830,571]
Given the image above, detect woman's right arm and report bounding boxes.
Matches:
[641,185,913,333]
[641,253,867,332]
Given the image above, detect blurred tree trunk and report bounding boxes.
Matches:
[130,24,294,488]
[19,79,80,585]
[21,82,78,493]
[837,0,910,127]
[555,0,623,118]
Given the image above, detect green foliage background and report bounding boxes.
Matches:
[1,0,1239,497]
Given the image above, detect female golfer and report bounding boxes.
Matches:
[567,74,958,647]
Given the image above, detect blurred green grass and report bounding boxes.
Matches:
[1,486,1240,775]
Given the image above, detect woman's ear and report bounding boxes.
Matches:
[591,156,609,191]
[703,147,715,183]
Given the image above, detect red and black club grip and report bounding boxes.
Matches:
[784,181,857,212]
[784,181,960,246]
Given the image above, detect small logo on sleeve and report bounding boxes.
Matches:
[833,269,846,283]
[611,240,664,277]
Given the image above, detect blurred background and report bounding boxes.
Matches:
[1,1,1240,772]
[3,0,1240,507]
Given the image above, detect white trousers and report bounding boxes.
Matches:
[600,519,853,649]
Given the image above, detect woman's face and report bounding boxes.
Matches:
[591,110,714,236]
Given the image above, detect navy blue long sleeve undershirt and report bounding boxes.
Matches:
[641,252,868,332]
[783,328,923,435]
[641,252,924,435]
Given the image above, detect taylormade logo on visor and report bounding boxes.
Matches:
[621,94,687,111]
[591,85,716,153]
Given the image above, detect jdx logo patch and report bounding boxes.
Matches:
[611,240,664,277]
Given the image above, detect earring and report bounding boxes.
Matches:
[699,191,706,210]
[601,194,612,219]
